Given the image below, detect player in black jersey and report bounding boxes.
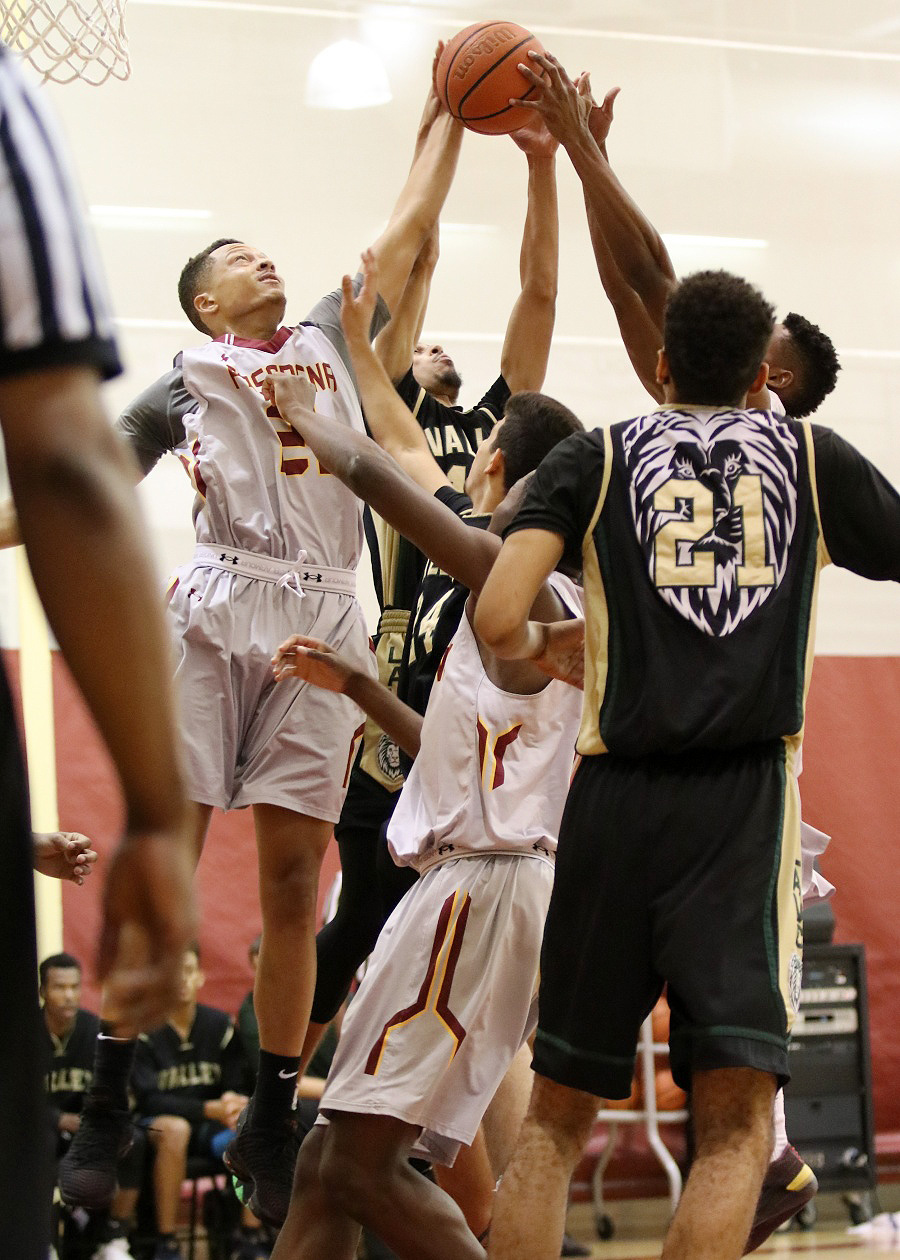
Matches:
[515,51,840,422]
[475,269,900,1260]
[132,943,261,1260]
[41,953,145,1259]
[306,115,562,1080]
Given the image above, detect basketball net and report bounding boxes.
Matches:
[1,0,130,85]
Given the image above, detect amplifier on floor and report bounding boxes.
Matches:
[784,943,876,1194]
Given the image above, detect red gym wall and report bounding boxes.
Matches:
[8,651,900,1136]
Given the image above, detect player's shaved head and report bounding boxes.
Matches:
[664,270,775,406]
[178,238,240,334]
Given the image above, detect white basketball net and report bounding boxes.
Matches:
[1,0,130,85]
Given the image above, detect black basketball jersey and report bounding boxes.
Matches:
[132,1004,248,1124]
[511,408,900,759]
[397,485,491,723]
[42,1008,101,1119]
[364,371,507,611]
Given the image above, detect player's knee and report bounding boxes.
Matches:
[148,1114,191,1151]
[319,1140,373,1215]
[319,1125,394,1217]
[260,853,321,920]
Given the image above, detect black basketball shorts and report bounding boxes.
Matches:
[533,741,802,1099]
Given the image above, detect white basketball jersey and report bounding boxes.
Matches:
[178,324,365,567]
[388,574,584,871]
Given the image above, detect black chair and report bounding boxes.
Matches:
[184,1155,237,1260]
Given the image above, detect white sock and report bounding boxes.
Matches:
[771,1087,789,1160]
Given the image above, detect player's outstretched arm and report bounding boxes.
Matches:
[264,373,501,595]
[517,53,677,398]
[368,59,463,317]
[273,634,424,759]
[0,365,195,1035]
[339,253,452,491]
[375,229,440,384]
[500,118,559,393]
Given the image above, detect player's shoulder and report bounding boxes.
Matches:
[75,1008,101,1038]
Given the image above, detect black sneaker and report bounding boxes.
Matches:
[224,1107,300,1228]
[745,1145,818,1253]
[58,1101,134,1210]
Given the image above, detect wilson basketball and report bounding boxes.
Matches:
[436,21,546,135]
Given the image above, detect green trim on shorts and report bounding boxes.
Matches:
[671,1023,788,1050]
[535,1028,636,1067]
[762,747,787,997]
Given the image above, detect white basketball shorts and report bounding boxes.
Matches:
[167,554,374,821]
[319,851,554,1165]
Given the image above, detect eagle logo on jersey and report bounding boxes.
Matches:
[623,409,798,636]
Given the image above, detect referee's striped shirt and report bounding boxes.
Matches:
[0,43,120,380]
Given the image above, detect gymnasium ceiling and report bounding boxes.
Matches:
[7,0,899,650]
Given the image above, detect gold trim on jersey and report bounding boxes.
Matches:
[784,423,830,759]
[802,421,832,569]
[774,767,803,1036]
[577,428,614,757]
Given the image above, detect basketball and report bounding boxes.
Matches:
[436,21,546,135]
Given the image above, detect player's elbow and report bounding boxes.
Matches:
[522,276,558,311]
[473,590,519,656]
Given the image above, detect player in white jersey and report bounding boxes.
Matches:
[258,362,583,1260]
[57,82,467,1228]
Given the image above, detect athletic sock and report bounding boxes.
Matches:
[90,1025,137,1110]
[252,1050,300,1128]
[771,1087,789,1161]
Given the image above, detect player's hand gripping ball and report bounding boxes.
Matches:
[436,20,547,134]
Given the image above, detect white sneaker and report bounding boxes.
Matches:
[92,1239,135,1260]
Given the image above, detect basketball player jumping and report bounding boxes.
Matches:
[513,51,842,1244]
[306,112,561,1081]
[475,268,900,1260]
[57,78,466,1228]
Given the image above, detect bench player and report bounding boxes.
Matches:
[58,83,465,1228]
[475,268,900,1260]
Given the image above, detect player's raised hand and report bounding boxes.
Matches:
[32,830,98,885]
[340,249,380,348]
[509,112,559,160]
[532,617,586,689]
[417,41,448,136]
[574,72,620,152]
[514,50,591,148]
[272,634,356,693]
[97,828,196,1037]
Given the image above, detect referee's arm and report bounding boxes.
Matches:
[0,47,195,1033]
